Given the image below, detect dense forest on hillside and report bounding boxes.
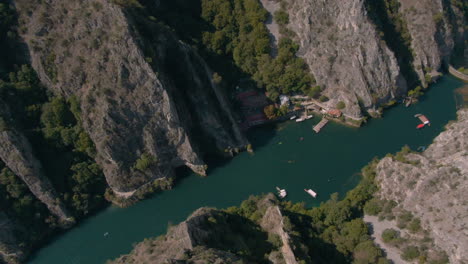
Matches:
[200,0,316,100]
[0,64,107,245]
[116,0,317,101]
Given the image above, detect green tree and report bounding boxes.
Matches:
[263,105,277,119]
[353,241,384,264]
[274,10,289,25]
[333,219,370,254]
[364,198,382,215]
[134,153,157,171]
[401,246,420,261]
[319,95,329,102]
[307,86,321,98]
[408,86,423,98]
[337,101,346,109]
[41,97,76,134]
[381,228,399,243]
[407,218,421,233]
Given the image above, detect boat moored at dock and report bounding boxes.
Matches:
[415,114,430,129]
[276,187,287,198]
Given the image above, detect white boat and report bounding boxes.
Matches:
[296,117,306,122]
[276,187,287,198]
[306,115,313,119]
[304,188,317,198]
[290,115,297,120]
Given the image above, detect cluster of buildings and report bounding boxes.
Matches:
[236,89,343,130]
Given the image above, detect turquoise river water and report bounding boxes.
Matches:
[29,76,464,263]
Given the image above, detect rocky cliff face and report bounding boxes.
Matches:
[396,0,466,86]
[0,100,73,226]
[0,212,24,264]
[13,0,247,197]
[278,0,466,118]
[110,194,299,264]
[285,0,407,118]
[261,205,297,264]
[374,109,468,264]
[111,208,250,264]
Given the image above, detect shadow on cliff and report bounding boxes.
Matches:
[139,0,281,147]
[441,0,467,67]
[282,210,350,264]
[0,3,31,77]
[364,0,421,88]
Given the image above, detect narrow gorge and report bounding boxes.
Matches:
[0,0,466,263]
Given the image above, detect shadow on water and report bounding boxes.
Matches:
[173,165,194,183]
[203,154,232,175]
[247,123,279,150]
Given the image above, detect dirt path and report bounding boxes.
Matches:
[364,215,409,264]
[259,0,281,57]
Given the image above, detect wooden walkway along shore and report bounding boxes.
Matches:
[313,118,329,133]
[448,65,468,82]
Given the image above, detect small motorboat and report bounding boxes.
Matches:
[290,115,297,120]
[276,187,287,198]
[304,188,317,198]
[296,117,306,122]
[306,115,313,119]
[416,123,425,129]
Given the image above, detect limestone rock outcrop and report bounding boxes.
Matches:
[375,109,468,264]
[396,0,466,86]
[0,100,73,226]
[13,0,247,197]
[110,194,301,264]
[285,0,407,118]
[261,205,298,264]
[111,208,248,264]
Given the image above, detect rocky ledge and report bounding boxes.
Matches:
[110,194,299,264]
[371,109,468,263]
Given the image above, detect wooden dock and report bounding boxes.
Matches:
[415,114,430,125]
[313,118,329,133]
